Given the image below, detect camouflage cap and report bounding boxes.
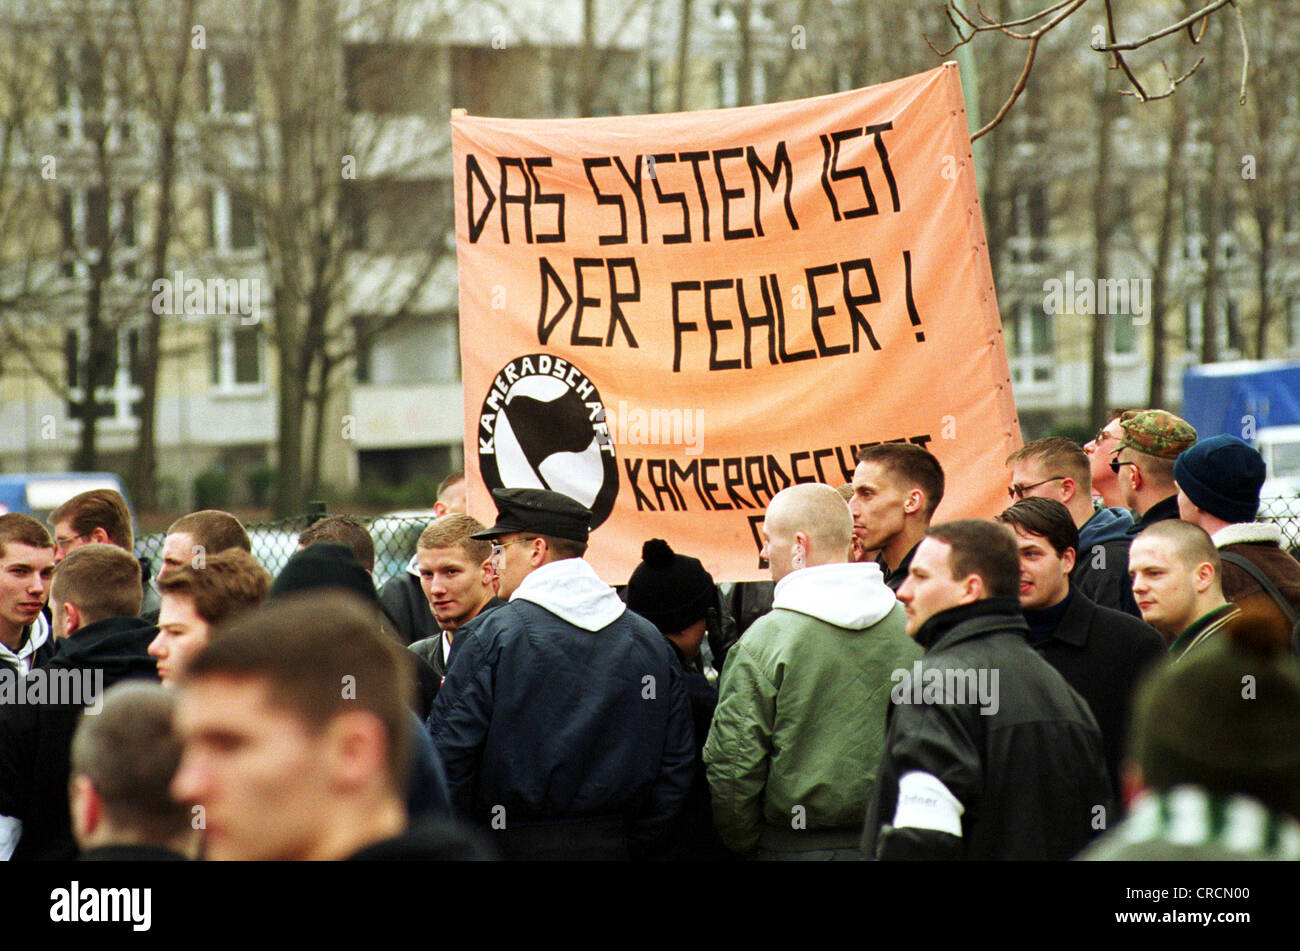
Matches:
[1117,410,1197,459]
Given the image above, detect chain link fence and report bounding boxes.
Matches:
[135,498,1300,586]
[1258,496,1300,556]
[135,511,437,590]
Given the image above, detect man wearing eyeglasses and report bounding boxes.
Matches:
[50,488,159,619]
[1006,438,1140,617]
[1082,411,1133,508]
[427,487,694,860]
[1110,410,1198,534]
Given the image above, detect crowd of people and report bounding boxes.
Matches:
[0,406,1298,861]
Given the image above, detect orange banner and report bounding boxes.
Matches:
[453,63,1021,583]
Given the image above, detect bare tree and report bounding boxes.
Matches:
[125,0,199,510]
[929,0,1249,139]
[1089,69,1118,430]
[1238,0,1300,357]
[1146,88,1187,406]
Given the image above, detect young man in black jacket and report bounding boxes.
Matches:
[862,519,1114,860]
[171,591,490,860]
[0,543,158,860]
[996,498,1166,805]
[70,682,196,860]
[1005,438,1140,617]
[407,515,504,689]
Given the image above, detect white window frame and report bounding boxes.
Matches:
[211,321,266,396]
[66,326,142,431]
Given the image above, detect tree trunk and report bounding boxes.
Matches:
[73,266,106,471]
[1148,94,1186,407]
[674,0,692,112]
[1254,220,1272,358]
[130,0,196,512]
[1199,21,1230,364]
[736,0,754,106]
[134,122,174,511]
[1089,79,1116,430]
[274,308,307,515]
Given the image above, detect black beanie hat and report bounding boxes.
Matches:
[626,539,715,635]
[1173,434,1266,523]
[269,542,381,608]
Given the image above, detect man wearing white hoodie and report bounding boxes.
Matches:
[427,488,695,860]
[703,483,921,859]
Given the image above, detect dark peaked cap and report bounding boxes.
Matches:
[471,488,592,544]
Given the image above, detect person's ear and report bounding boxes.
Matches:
[433,501,448,518]
[63,602,82,637]
[479,558,495,588]
[70,775,100,843]
[904,489,923,516]
[325,711,388,793]
[1121,763,1146,811]
[1194,561,1216,594]
[1059,477,1077,504]
[959,573,984,604]
[1061,546,1077,575]
[89,527,112,545]
[792,531,810,569]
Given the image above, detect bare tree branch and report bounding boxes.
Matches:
[1093,0,1235,52]
[931,0,1248,139]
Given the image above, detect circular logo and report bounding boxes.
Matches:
[477,353,618,529]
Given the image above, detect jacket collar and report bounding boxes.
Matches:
[913,597,1027,652]
[55,615,155,662]
[1132,494,1180,532]
[1212,522,1283,548]
[1169,603,1240,658]
[884,541,920,589]
[1036,585,1095,648]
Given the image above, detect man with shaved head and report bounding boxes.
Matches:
[703,483,921,859]
[1129,520,1239,659]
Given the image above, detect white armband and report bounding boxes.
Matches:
[891,771,964,838]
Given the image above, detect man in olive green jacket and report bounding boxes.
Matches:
[703,483,920,859]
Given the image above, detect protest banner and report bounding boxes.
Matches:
[453,62,1021,582]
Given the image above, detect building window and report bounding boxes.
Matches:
[1111,314,1137,356]
[1185,299,1201,350]
[210,324,263,389]
[204,53,253,114]
[65,325,142,424]
[119,189,136,247]
[52,42,106,140]
[58,187,136,273]
[209,187,257,251]
[353,313,459,386]
[1027,184,1048,249]
[85,186,108,251]
[1008,301,1054,387]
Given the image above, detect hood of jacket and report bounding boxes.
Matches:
[405,553,421,578]
[1079,506,1135,548]
[771,561,898,629]
[48,615,160,686]
[510,558,627,631]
